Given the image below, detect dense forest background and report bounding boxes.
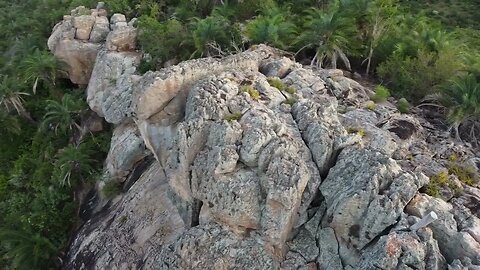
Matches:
[0,0,479,268]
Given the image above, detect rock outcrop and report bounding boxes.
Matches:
[49,7,480,270]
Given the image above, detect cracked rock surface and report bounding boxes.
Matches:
[51,9,480,270]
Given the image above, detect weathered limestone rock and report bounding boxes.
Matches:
[354,229,446,269]
[86,49,141,122]
[132,45,286,121]
[105,25,137,51]
[49,6,479,266]
[320,147,428,264]
[106,122,148,178]
[89,16,110,43]
[73,15,95,40]
[406,194,480,264]
[48,8,111,84]
[64,162,186,269]
[142,224,278,269]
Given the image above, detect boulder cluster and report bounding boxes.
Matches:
[49,7,480,270]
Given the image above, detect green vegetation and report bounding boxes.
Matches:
[1,0,480,268]
[425,171,450,197]
[0,0,111,268]
[347,127,366,138]
[224,112,243,122]
[397,98,410,113]
[372,85,390,102]
[365,101,377,111]
[448,163,477,186]
[283,97,298,106]
[102,180,123,199]
[240,85,261,100]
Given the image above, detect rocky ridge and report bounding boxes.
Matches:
[49,6,480,270]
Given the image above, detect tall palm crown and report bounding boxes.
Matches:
[41,93,84,135]
[298,7,357,69]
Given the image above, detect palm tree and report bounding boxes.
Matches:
[0,75,30,116]
[191,15,238,57]
[41,93,85,135]
[0,227,57,270]
[20,49,62,94]
[297,7,357,69]
[245,8,297,49]
[53,143,95,187]
[442,73,480,141]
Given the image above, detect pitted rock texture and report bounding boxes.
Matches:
[53,9,480,269]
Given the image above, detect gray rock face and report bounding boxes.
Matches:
[51,8,479,269]
[86,49,141,122]
[106,122,148,178]
[406,194,480,264]
[65,161,186,269]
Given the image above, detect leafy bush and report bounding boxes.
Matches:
[378,47,463,101]
[441,73,480,126]
[53,143,95,187]
[137,17,194,67]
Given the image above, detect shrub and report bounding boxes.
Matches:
[372,85,390,102]
[191,15,241,57]
[267,77,286,90]
[378,47,463,101]
[137,17,194,67]
[365,101,376,110]
[397,98,410,113]
[283,97,298,106]
[448,163,477,186]
[240,85,261,100]
[102,180,123,199]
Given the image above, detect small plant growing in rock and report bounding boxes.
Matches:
[240,85,261,100]
[224,112,242,122]
[283,97,298,106]
[284,86,297,94]
[372,85,391,102]
[425,171,449,197]
[448,163,477,186]
[397,98,410,113]
[102,180,123,199]
[267,77,286,90]
[365,101,376,110]
[347,127,365,137]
